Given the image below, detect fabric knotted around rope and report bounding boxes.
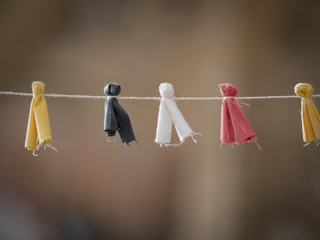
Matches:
[155,83,200,147]
[220,83,260,148]
[25,81,54,155]
[104,83,136,146]
[294,83,320,145]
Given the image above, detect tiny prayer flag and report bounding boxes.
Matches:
[25,82,55,155]
[294,83,320,146]
[104,83,136,146]
[155,83,200,146]
[220,83,260,149]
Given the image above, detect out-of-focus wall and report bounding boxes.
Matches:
[0,0,320,240]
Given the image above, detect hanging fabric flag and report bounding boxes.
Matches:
[220,83,260,148]
[155,83,200,146]
[104,83,136,146]
[294,83,320,146]
[25,81,55,155]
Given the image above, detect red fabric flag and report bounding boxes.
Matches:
[220,83,260,148]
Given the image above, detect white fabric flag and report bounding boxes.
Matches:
[155,83,201,146]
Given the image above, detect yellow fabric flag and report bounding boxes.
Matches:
[25,82,53,154]
[294,83,320,145]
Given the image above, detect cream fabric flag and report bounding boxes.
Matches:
[155,83,200,146]
[25,82,55,155]
[295,83,320,145]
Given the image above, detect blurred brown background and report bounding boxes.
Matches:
[0,0,320,239]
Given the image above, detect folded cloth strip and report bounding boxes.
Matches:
[25,81,54,155]
[220,83,260,148]
[104,83,136,146]
[155,83,201,147]
[295,83,320,146]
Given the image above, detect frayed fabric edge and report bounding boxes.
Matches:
[32,141,57,156]
[303,140,320,147]
[220,137,261,150]
[157,132,201,147]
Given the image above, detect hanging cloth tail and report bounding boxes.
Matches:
[104,98,119,137]
[112,98,136,146]
[302,98,320,142]
[34,97,52,146]
[25,82,52,151]
[155,99,173,145]
[164,98,199,144]
[25,97,38,150]
[307,99,320,140]
[220,99,234,144]
[227,98,255,145]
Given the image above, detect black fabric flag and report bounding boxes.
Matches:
[104,83,136,146]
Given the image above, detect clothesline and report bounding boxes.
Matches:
[1,91,320,100]
[2,82,320,154]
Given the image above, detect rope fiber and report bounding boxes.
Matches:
[1,91,320,100]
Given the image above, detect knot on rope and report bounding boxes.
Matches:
[104,83,121,96]
[295,83,314,99]
[159,83,174,98]
[32,81,45,95]
[220,83,238,97]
